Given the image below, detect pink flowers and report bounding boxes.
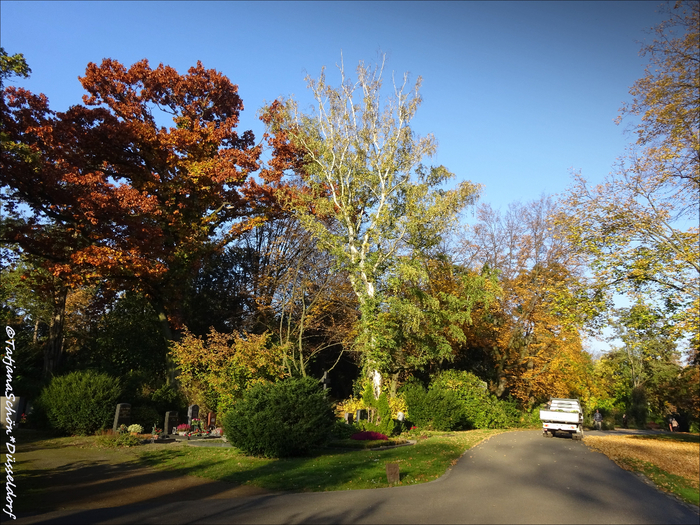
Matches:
[350,431,388,441]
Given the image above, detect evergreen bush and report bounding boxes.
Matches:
[374,392,397,436]
[222,377,335,458]
[400,381,466,431]
[430,370,523,429]
[38,370,122,435]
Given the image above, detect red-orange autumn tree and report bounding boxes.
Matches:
[1,58,281,375]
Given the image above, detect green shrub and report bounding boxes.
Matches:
[330,420,360,439]
[430,370,523,429]
[374,392,397,436]
[150,383,187,415]
[39,370,122,435]
[131,406,161,430]
[401,381,466,431]
[222,377,335,458]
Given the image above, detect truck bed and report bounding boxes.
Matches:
[539,409,580,424]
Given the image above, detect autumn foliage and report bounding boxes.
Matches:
[169,328,286,416]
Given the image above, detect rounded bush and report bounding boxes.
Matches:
[222,377,335,458]
[39,370,122,435]
[401,381,466,431]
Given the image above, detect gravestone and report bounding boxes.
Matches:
[344,412,353,424]
[164,411,178,435]
[397,411,405,422]
[112,403,131,432]
[207,412,216,429]
[355,409,367,422]
[320,370,331,391]
[187,404,199,426]
[386,463,400,485]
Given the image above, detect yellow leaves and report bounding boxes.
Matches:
[170,327,286,414]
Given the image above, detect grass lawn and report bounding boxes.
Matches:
[584,433,700,507]
[3,427,507,514]
[138,428,506,491]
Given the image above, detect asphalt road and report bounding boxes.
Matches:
[16,430,699,524]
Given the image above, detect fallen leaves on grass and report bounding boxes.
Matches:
[585,435,699,488]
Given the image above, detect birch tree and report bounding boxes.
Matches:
[261,56,480,391]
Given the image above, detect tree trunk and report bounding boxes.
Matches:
[42,286,68,378]
[150,297,177,385]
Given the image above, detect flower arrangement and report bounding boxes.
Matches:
[20,413,27,424]
[176,423,191,432]
[127,424,144,434]
[117,424,128,434]
[350,431,388,441]
[151,424,162,437]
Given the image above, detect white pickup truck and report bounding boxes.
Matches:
[539,398,584,440]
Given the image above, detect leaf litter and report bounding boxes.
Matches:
[585,435,699,488]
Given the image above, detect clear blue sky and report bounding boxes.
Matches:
[2,1,668,353]
[2,0,666,211]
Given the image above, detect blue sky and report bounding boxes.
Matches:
[2,1,666,210]
[2,1,669,353]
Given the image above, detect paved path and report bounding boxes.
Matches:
[16,430,698,524]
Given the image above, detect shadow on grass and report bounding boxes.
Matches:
[136,436,475,492]
[9,428,498,519]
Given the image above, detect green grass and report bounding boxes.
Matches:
[620,457,700,507]
[138,428,505,491]
[327,438,408,449]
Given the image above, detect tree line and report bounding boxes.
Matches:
[1,1,697,429]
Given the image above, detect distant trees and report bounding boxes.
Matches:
[560,0,699,358]
[456,196,603,408]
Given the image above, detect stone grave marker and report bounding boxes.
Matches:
[355,409,367,422]
[112,403,131,432]
[207,412,216,429]
[386,463,400,485]
[320,370,331,391]
[187,404,199,426]
[397,411,405,422]
[344,412,353,424]
[164,411,178,435]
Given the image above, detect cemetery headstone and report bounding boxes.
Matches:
[207,412,216,429]
[321,370,331,391]
[344,412,353,424]
[164,411,178,436]
[397,411,405,422]
[386,463,400,485]
[112,403,131,432]
[187,404,199,426]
